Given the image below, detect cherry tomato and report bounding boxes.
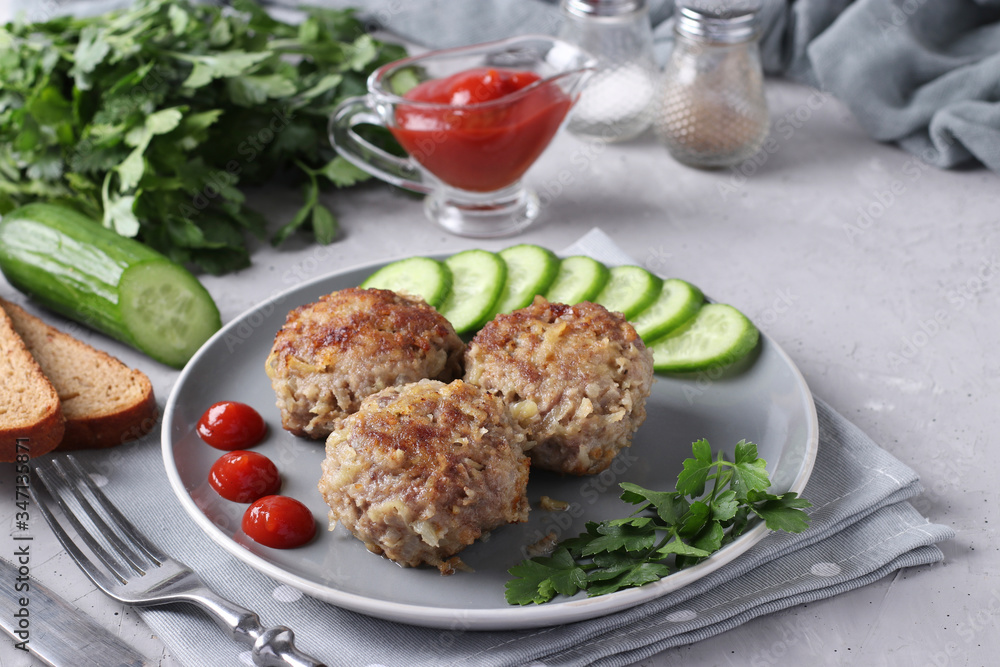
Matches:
[209,451,280,503]
[242,496,316,549]
[197,401,267,450]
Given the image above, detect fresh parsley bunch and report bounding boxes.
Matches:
[506,439,812,605]
[0,0,407,273]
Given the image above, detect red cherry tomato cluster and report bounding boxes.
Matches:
[196,401,315,549]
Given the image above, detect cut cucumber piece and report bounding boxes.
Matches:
[361,256,452,307]
[594,265,664,319]
[544,256,610,305]
[493,244,560,315]
[119,261,223,368]
[437,249,507,334]
[648,303,759,373]
[0,202,220,369]
[631,278,704,343]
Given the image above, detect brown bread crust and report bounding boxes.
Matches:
[0,305,64,461]
[1,299,157,450]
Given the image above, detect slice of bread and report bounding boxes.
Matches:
[0,305,64,461]
[0,299,157,451]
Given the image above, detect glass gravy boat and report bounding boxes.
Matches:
[330,35,595,238]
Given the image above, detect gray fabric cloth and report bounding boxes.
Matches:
[804,0,1000,171]
[57,229,952,667]
[258,0,1000,172]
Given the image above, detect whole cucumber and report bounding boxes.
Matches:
[0,203,221,368]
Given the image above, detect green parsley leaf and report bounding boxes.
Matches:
[581,521,657,556]
[103,192,140,236]
[656,538,712,559]
[272,197,314,246]
[587,550,651,582]
[71,25,111,88]
[168,4,189,35]
[175,50,272,88]
[226,74,297,108]
[675,438,714,496]
[587,562,671,597]
[505,438,812,605]
[209,16,232,47]
[731,457,771,500]
[710,489,739,522]
[311,203,338,245]
[677,500,711,537]
[734,439,758,464]
[504,547,587,605]
[690,521,726,553]
[319,156,370,188]
[750,492,813,533]
[561,522,601,558]
[0,0,406,272]
[619,483,688,525]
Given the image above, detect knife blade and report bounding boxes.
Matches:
[0,556,148,667]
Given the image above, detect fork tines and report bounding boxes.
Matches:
[32,455,165,586]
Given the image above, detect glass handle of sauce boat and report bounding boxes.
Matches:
[328,96,432,195]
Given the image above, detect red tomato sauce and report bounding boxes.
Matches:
[242,495,316,549]
[390,68,572,192]
[197,401,267,451]
[209,451,281,503]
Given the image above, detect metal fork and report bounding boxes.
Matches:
[30,455,326,667]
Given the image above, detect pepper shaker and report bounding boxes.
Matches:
[654,2,769,168]
[558,0,658,142]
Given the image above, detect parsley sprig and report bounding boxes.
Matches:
[505,439,812,605]
[0,0,406,273]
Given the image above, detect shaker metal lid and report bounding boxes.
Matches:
[563,0,646,18]
[674,3,760,43]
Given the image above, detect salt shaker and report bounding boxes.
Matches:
[558,0,658,142]
[654,2,769,168]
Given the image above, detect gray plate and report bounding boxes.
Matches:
[162,257,818,630]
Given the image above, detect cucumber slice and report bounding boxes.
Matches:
[544,256,610,305]
[119,261,223,368]
[361,256,452,307]
[648,303,759,373]
[631,278,704,343]
[594,265,664,319]
[493,244,560,315]
[437,249,507,334]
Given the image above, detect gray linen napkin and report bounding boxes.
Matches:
[61,229,952,667]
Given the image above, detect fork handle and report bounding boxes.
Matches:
[189,587,327,667]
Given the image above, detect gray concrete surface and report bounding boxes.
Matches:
[1,79,997,666]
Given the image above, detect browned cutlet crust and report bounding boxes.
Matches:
[318,379,529,571]
[464,296,654,475]
[266,288,465,439]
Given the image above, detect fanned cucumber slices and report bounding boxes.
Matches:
[360,256,452,308]
[493,244,560,315]
[594,265,664,320]
[631,278,704,342]
[647,304,759,373]
[437,250,507,334]
[358,245,759,372]
[544,255,609,305]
